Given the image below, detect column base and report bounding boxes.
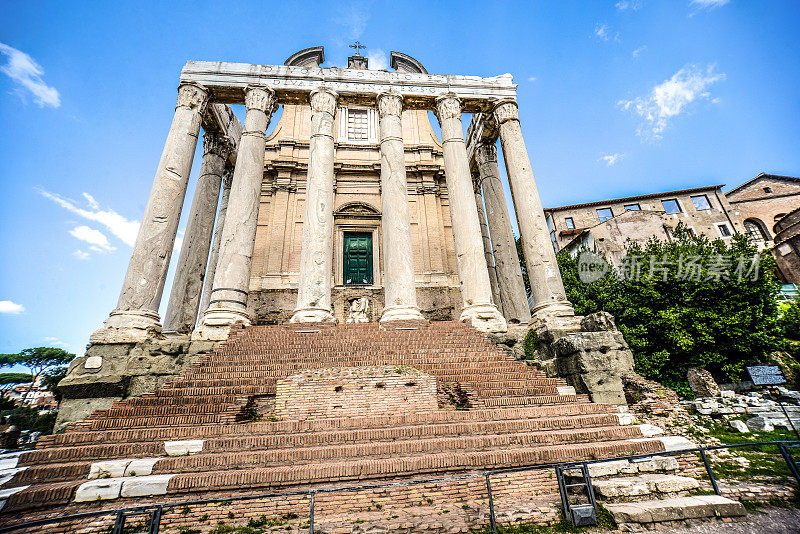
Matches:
[89,309,163,344]
[290,307,337,324]
[460,303,508,333]
[193,307,252,341]
[380,304,427,323]
[529,300,576,329]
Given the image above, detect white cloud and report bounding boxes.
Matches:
[72,249,90,260]
[527,76,538,83]
[616,0,643,10]
[617,64,725,139]
[334,1,371,40]
[0,301,25,315]
[632,46,647,58]
[599,153,624,166]
[367,48,388,71]
[594,23,620,42]
[690,0,730,14]
[39,189,139,247]
[173,231,184,254]
[43,336,70,348]
[69,225,115,251]
[0,42,60,108]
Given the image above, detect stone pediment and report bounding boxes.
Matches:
[334,201,381,219]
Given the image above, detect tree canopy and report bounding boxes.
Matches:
[555,225,783,395]
[0,347,74,383]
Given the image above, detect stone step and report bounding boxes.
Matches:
[604,495,745,525]
[568,456,680,478]
[591,473,700,499]
[21,414,627,466]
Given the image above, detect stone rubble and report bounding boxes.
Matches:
[682,386,800,433]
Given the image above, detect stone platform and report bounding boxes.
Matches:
[0,321,662,530]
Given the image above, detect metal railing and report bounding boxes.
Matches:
[1,440,798,534]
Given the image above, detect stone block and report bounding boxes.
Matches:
[637,424,665,437]
[54,396,121,434]
[120,474,174,497]
[84,356,103,369]
[616,412,636,425]
[164,439,204,456]
[729,420,749,433]
[687,367,721,398]
[74,479,123,502]
[556,385,576,396]
[124,458,161,476]
[632,456,679,473]
[746,416,774,432]
[88,459,131,479]
[580,311,616,332]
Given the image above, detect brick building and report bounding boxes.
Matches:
[544,185,743,262]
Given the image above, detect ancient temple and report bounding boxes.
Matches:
[0,47,685,531]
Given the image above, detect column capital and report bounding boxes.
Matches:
[492,98,520,125]
[309,86,338,115]
[244,85,276,113]
[202,132,234,160]
[377,92,403,117]
[474,142,498,166]
[176,82,209,113]
[222,166,234,189]
[434,94,462,121]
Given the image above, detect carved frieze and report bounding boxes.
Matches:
[203,132,234,159]
[434,95,462,121]
[474,143,498,166]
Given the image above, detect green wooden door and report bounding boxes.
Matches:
[343,232,373,285]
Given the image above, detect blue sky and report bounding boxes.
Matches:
[1,0,798,355]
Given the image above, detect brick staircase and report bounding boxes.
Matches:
[0,321,662,524]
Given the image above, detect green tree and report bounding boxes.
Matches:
[556,225,783,394]
[0,347,74,386]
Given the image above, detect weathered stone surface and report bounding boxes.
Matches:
[637,424,665,437]
[746,416,775,432]
[435,95,506,333]
[474,142,530,324]
[124,458,161,477]
[580,311,616,332]
[494,100,570,319]
[605,495,745,525]
[88,459,131,479]
[164,439,204,456]
[54,397,120,433]
[74,479,123,502]
[291,87,338,324]
[377,92,425,323]
[164,131,232,334]
[687,367,721,397]
[120,474,174,497]
[198,85,275,339]
[729,420,750,433]
[199,171,232,319]
[91,82,209,343]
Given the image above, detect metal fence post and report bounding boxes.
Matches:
[485,473,497,533]
[111,511,125,534]
[308,491,316,534]
[699,448,720,495]
[149,506,162,534]
[778,443,800,487]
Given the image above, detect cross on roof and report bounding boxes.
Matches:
[349,41,366,56]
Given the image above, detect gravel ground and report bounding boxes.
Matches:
[654,507,800,533]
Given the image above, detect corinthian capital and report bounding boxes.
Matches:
[310,87,338,115]
[377,92,403,117]
[244,85,275,113]
[203,132,234,159]
[493,99,520,125]
[475,143,498,166]
[434,94,462,121]
[176,82,209,113]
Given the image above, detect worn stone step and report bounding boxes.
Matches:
[604,495,745,524]
[592,473,700,498]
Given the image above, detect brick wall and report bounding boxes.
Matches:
[274,366,437,420]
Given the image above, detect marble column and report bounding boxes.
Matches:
[494,99,572,320]
[290,87,338,323]
[434,95,507,333]
[475,142,532,324]
[198,168,233,322]
[91,82,209,343]
[377,92,426,323]
[164,132,233,334]
[473,178,502,311]
[196,86,275,340]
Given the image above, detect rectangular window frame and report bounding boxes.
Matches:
[624,203,641,211]
[716,223,732,238]
[564,217,575,229]
[661,199,682,214]
[690,194,711,211]
[596,208,613,222]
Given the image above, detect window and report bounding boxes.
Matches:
[564,217,575,229]
[624,203,640,211]
[764,186,773,193]
[716,223,732,238]
[661,199,681,214]
[596,208,613,222]
[744,220,768,247]
[347,109,369,140]
[690,195,711,211]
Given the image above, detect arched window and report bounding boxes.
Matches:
[744,219,769,248]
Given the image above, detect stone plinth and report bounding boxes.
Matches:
[274,366,437,420]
